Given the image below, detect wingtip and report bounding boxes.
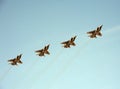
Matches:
[74,35,77,38]
[86,32,89,34]
[20,54,22,56]
[61,42,64,44]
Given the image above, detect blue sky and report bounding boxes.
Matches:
[0,0,120,89]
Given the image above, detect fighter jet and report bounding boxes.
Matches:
[8,54,22,65]
[87,25,103,38]
[35,44,50,57]
[61,36,77,48]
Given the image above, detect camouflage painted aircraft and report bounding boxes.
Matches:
[61,36,77,48]
[35,44,50,56]
[8,54,22,65]
[87,25,103,38]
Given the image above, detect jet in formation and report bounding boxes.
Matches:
[8,54,22,65]
[87,25,103,38]
[35,44,50,57]
[61,36,77,48]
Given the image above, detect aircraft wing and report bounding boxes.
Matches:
[97,32,102,36]
[8,58,15,62]
[71,42,76,46]
[87,30,95,34]
[61,41,69,44]
[89,34,97,38]
[35,49,43,53]
[37,52,45,56]
[18,60,22,64]
[45,51,50,55]
[11,62,17,65]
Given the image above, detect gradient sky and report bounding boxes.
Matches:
[0,0,120,89]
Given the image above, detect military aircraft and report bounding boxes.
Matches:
[61,36,77,48]
[87,25,103,38]
[35,44,50,56]
[8,54,22,65]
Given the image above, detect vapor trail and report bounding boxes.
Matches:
[46,25,120,89]
[13,59,38,89]
[0,66,12,82]
[103,25,120,35]
[46,39,91,89]
[29,48,64,89]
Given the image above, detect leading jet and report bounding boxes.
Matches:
[35,44,50,57]
[87,25,103,38]
[8,54,22,65]
[61,36,77,48]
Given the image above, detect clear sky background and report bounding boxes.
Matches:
[0,0,120,89]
